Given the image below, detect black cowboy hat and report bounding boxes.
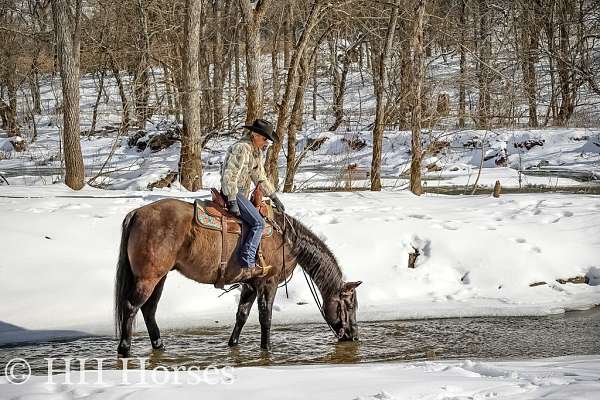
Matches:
[243,118,278,143]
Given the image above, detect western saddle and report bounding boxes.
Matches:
[193,187,274,289]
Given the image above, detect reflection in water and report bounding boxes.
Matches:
[1,308,599,375]
[323,341,361,364]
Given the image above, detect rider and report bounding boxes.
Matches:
[220,118,285,275]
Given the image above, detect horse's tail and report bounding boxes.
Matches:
[114,211,137,338]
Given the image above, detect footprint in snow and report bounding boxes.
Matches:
[544,215,562,224]
[514,238,527,244]
[562,211,574,217]
[442,222,459,231]
[531,246,542,253]
[407,214,432,220]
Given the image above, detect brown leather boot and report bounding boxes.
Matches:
[238,264,273,281]
[255,264,273,278]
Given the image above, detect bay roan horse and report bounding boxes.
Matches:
[114,198,362,357]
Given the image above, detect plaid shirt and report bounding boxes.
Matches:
[220,135,276,200]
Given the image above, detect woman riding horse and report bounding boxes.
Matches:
[220,118,285,277]
[114,121,361,357]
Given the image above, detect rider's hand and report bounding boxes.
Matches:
[228,200,241,217]
[270,194,285,212]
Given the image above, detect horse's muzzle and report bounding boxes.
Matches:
[338,333,359,342]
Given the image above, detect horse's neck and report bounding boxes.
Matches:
[282,213,344,299]
[296,246,343,300]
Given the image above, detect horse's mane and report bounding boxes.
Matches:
[283,214,344,298]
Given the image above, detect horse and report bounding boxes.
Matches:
[114,197,362,357]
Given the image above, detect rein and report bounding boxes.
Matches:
[301,268,343,339]
[276,212,349,340]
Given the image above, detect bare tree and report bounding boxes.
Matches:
[265,0,326,184]
[519,0,540,127]
[477,0,492,128]
[369,1,399,191]
[52,0,85,190]
[238,0,274,123]
[409,0,426,196]
[180,0,204,191]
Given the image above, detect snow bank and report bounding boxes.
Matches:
[1,186,599,345]
[1,356,599,399]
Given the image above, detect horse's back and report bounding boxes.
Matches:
[126,198,195,277]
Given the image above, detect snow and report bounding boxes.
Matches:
[1,185,599,346]
[1,66,600,398]
[2,356,600,399]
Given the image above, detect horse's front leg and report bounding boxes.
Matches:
[228,283,257,347]
[258,283,277,351]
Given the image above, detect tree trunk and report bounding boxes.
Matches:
[283,54,311,192]
[477,0,492,129]
[180,0,204,191]
[134,0,151,130]
[458,0,466,128]
[212,0,227,129]
[520,1,539,127]
[164,63,174,117]
[238,0,274,123]
[234,30,241,106]
[90,69,106,135]
[5,50,19,136]
[29,50,42,115]
[312,50,318,120]
[370,3,399,191]
[272,22,281,110]
[410,0,426,196]
[265,1,325,185]
[52,0,85,190]
[110,59,130,133]
[399,24,412,130]
[330,38,362,131]
[543,0,557,125]
[556,0,574,125]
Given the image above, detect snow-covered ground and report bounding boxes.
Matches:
[1,68,600,398]
[2,356,600,399]
[1,185,599,346]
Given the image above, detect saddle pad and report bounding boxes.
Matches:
[194,200,273,237]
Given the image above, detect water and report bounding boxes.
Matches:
[1,309,598,374]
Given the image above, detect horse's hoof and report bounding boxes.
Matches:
[151,338,165,350]
[228,339,239,347]
[117,348,130,358]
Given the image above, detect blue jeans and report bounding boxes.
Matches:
[236,192,265,267]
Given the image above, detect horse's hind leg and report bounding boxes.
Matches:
[228,284,257,347]
[141,274,167,351]
[117,278,158,357]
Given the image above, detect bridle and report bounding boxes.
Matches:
[275,211,353,340]
[336,289,355,339]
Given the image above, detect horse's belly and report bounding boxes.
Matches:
[175,228,245,284]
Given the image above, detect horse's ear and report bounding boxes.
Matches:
[342,281,362,292]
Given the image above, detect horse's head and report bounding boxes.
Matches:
[324,281,362,341]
